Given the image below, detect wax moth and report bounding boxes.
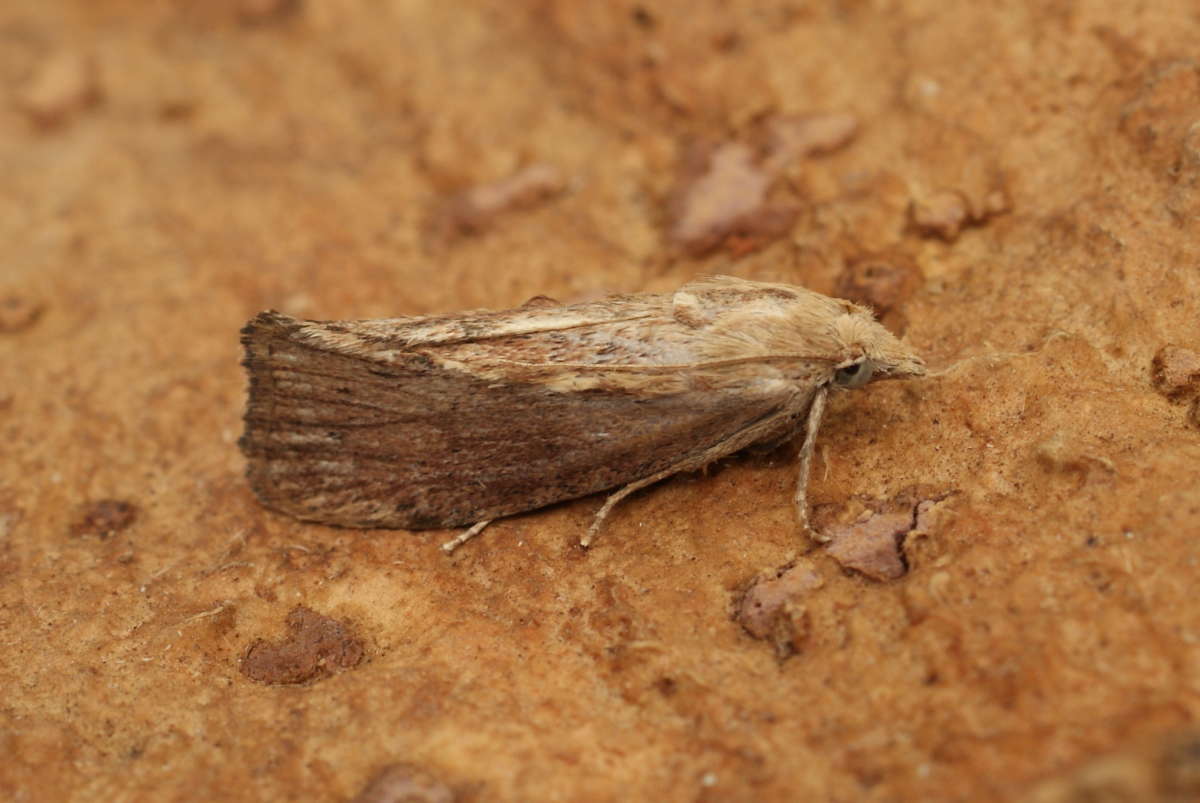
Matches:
[239,276,925,552]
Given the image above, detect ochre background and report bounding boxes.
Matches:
[3,2,1199,801]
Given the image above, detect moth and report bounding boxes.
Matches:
[239,276,925,553]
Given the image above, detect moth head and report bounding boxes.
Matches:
[830,306,925,389]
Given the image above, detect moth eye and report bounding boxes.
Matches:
[834,360,874,389]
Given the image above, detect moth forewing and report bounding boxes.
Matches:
[239,276,925,552]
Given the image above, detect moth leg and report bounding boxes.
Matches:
[582,402,810,548]
[582,473,674,548]
[793,386,829,541]
[440,519,493,554]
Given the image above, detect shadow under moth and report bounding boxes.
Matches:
[240,276,925,553]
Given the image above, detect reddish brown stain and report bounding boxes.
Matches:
[70,500,138,539]
[240,606,365,685]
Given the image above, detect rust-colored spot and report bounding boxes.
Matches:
[1151,344,1200,402]
[70,499,138,539]
[240,606,365,685]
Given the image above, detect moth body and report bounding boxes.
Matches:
[239,276,924,549]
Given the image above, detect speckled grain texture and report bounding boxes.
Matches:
[2,2,1199,801]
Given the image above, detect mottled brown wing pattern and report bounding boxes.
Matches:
[240,311,797,529]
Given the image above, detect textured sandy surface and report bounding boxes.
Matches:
[2,2,1199,801]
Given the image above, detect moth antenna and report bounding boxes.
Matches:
[927,330,1072,379]
[441,519,493,554]
[793,386,828,542]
